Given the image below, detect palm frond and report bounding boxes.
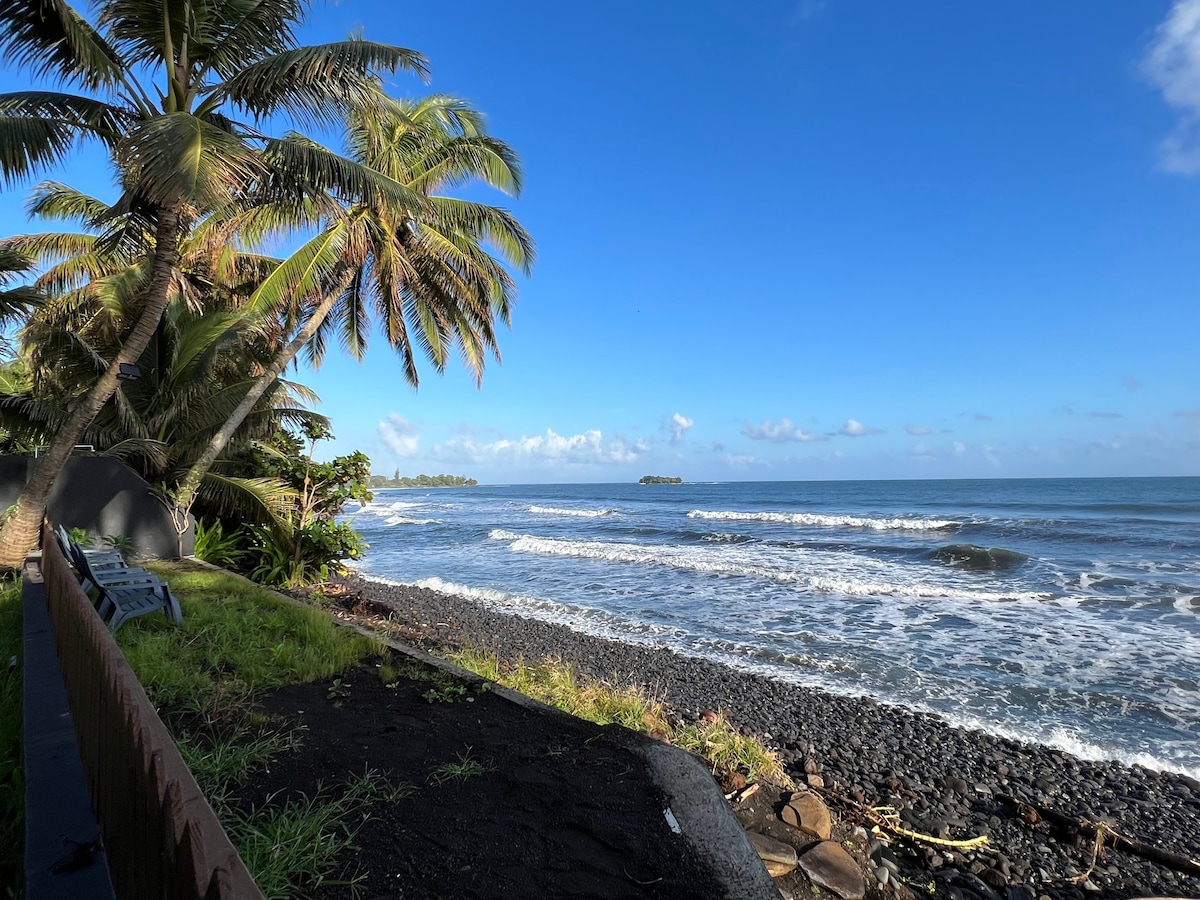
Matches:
[427,197,535,274]
[261,132,427,212]
[0,0,124,90]
[196,471,297,525]
[26,180,112,224]
[406,135,524,196]
[101,436,169,469]
[119,112,264,208]
[192,0,305,80]
[0,113,78,183]
[0,92,131,144]
[244,218,349,318]
[212,39,428,127]
[0,246,36,283]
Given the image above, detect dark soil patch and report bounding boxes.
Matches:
[245,654,730,899]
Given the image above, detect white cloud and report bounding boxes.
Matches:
[953,441,967,455]
[665,412,695,445]
[838,418,884,437]
[904,424,932,436]
[1088,410,1123,419]
[378,414,420,457]
[1145,0,1200,173]
[435,428,650,466]
[973,413,993,422]
[742,418,826,443]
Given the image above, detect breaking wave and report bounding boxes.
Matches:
[529,505,616,518]
[486,530,1051,602]
[687,509,960,531]
[384,515,441,526]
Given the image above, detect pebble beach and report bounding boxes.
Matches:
[334,571,1200,900]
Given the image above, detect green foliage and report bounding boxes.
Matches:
[244,424,372,517]
[194,519,245,570]
[67,525,91,546]
[217,423,371,587]
[0,578,23,891]
[421,682,467,704]
[102,533,134,556]
[244,519,364,589]
[368,473,478,488]
[639,475,682,484]
[119,561,377,709]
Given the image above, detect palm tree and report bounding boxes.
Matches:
[170,95,535,521]
[0,184,322,541]
[0,0,426,567]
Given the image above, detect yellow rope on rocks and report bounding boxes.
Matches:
[866,806,991,851]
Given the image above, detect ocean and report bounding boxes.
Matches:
[345,477,1200,778]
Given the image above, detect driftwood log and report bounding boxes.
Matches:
[998,795,1200,881]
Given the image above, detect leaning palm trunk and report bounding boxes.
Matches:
[171,288,341,536]
[0,211,181,568]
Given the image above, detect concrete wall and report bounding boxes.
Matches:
[0,455,194,559]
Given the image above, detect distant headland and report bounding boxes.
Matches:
[370,473,478,488]
[638,475,682,484]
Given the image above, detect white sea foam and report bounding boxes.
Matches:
[688,509,960,530]
[408,577,680,641]
[529,505,615,518]
[486,530,1052,602]
[384,515,441,526]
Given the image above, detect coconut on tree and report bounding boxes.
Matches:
[0,0,427,568]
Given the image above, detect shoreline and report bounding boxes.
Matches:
[332,570,1200,899]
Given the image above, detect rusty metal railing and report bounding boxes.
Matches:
[39,521,264,899]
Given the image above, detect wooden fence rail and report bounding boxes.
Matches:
[39,521,264,900]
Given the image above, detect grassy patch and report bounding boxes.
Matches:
[120,561,378,708]
[176,718,304,795]
[428,748,491,785]
[446,648,789,785]
[219,771,411,899]
[0,578,22,891]
[113,561,391,897]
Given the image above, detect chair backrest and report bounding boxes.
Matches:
[68,538,97,585]
[54,524,73,558]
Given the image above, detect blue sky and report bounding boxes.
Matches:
[2,1,1199,483]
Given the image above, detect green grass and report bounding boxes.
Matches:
[119,561,379,709]
[0,578,22,892]
[112,561,391,897]
[218,771,412,900]
[446,647,790,785]
[428,749,491,785]
[177,718,304,796]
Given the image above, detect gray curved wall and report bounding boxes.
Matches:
[0,455,194,559]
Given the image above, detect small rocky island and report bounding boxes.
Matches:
[639,475,682,484]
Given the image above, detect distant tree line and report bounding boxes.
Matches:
[370,472,478,488]
[639,475,682,484]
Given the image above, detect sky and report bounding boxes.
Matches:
[2,0,1199,483]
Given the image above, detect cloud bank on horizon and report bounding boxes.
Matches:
[364,402,1196,482]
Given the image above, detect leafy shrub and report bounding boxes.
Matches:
[194,519,245,570]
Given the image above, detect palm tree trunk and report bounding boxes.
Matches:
[172,289,341,527]
[0,211,181,569]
